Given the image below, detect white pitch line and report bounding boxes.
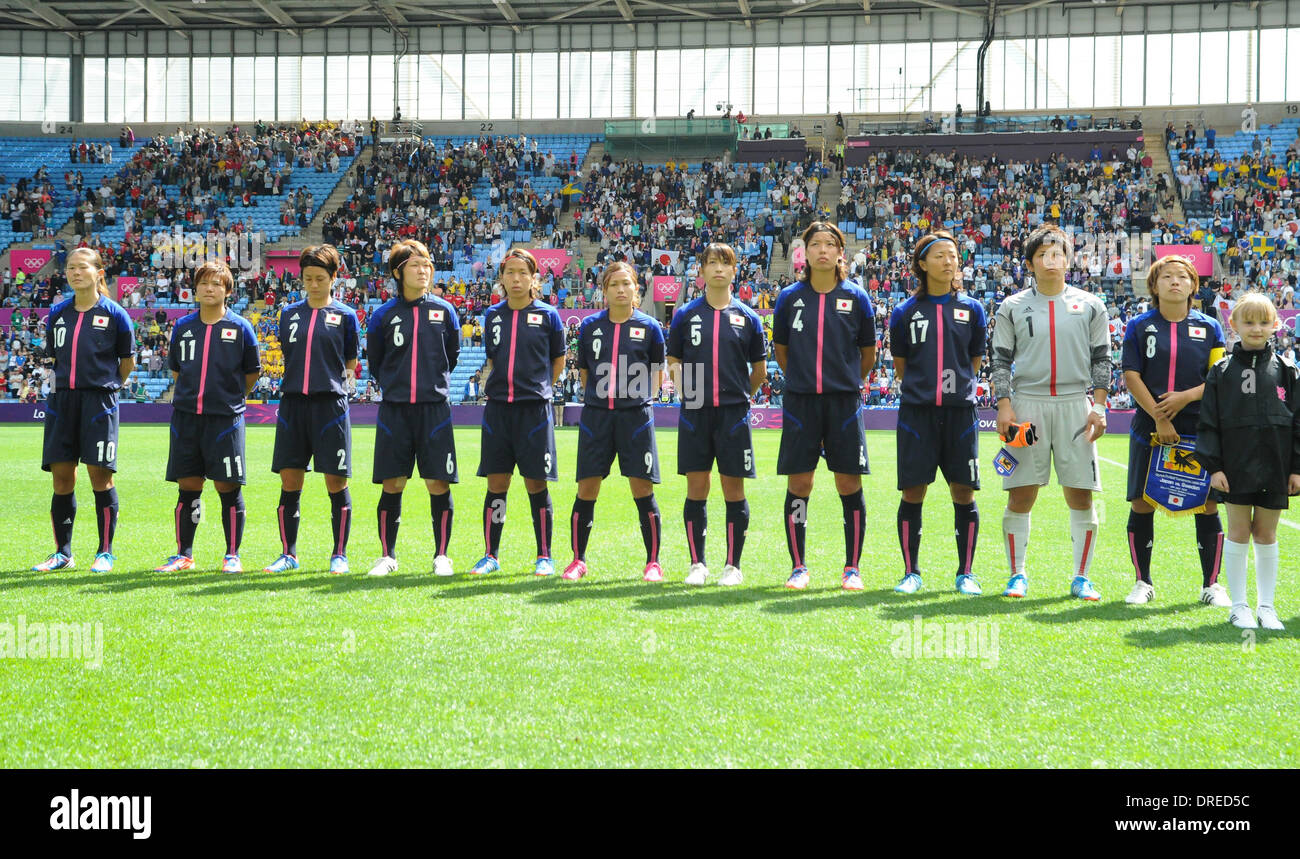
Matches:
[1098,456,1300,530]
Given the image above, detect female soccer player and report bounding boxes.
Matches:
[1196,293,1300,630]
[1121,255,1227,606]
[562,261,667,582]
[155,261,261,574]
[772,222,877,590]
[887,231,987,595]
[666,243,767,586]
[33,248,135,573]
[990,224,1111,600]
[468,249,566,577]
[365,239,461,577]
[261,244,361,575]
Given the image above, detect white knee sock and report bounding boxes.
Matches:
[1002,509,1030,576]
[1255,541,1279,609]
[1070,506,1099,579]
[1223,538,1250,611]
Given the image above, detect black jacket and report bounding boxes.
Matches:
[1196,344,1300,495]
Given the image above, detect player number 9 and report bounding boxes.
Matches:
[644,451,653,473]
[592,337,602,359]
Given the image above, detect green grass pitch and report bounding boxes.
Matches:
[1,423,1296,768]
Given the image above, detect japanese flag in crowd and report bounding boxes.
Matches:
[653,248,680,270]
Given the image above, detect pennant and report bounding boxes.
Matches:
[1142,437,1211,516]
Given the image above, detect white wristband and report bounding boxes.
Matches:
[1091,403,1107,418]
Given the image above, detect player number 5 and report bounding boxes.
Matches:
[743,448,753,471]
[690,323,701,347]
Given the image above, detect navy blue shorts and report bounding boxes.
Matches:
[576,404,660,483]
[271,394,352,476]
[478,399,558,481]
[166,410,248,484]
[776,391,869,475]
[896,403,980,490]
[41,388,120,472]
[372,400,458,484]
[1211,489,1289,510]
[677,404,757,478]
[1126,431,1153,502]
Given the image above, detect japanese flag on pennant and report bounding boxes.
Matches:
[221,328,238,341]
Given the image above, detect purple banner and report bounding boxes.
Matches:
[1,402,1137,435]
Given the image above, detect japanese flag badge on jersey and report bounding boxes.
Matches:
[221,327,238,341]
[429,308,445,323]
[325,311,342,326]
[629,326,646,341]
[91,314,110,329]
[835,298,853,313]
[527,312,544,326]
[1188,325,1206,339]
[729,313,745,327]
[953,308,970,323]
[1066,300,1084,314]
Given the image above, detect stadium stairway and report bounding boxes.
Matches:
[292,143,375,249]
[1144,143,1184,223]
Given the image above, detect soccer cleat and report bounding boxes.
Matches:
[263,553,299,574]
[329,555,350,575]
[154,554,195,573]
[894,572,922,594]
[719,565,744,587]
[785,568,810,590]
[432,555,454,577]
[1257,606,1285,631]
[1125,581,1155,605]
[90,552,115,573]
[642,561,664,583]
[368,556,399,577]
[533,557,555,577]
[684,562,709,586]
[32,552,75,572]
[1070,575,1101,601]
[1200,583,1230,607]
[221,554,244,575]
[561,559,587,581]
[1229,606,1258,629]
[468,555,499,576]
[842,567,864,591]
[1003,573,1028,598]
[955,574,983,596]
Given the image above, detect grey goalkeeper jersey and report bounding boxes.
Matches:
[990,285,1112,400]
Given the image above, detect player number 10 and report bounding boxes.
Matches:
[96,440,115,462]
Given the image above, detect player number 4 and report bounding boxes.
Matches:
[791,308,804,332]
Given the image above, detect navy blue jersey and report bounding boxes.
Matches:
[45,296,134,391]
[666,296,767,408]
[169,309,261,416]
[483,300,566,403]
[772,280,876,395]
[279,299,360,397]
[578,309,667,409]
[1121,308,1225,436]
[888,292,988,407]
[366,293,461,404]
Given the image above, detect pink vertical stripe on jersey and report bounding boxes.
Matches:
[409,307,419,404]
[68,312,86,389]
[607,322,621,410]
[815,293,826,394]
[712,309,721,407]
[1047,300,1058,397]
[302,309,319,395]
[507,308,519,403]
[196,324,214,415]
[1167,321,1178,397]
[934,306,945,406]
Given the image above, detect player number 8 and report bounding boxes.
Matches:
[1145,336,1157,359]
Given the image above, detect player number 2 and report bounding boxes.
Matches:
[337,448,347,471]
[223,455,244,478]
[288,321,298,343]
[96,440,115,462]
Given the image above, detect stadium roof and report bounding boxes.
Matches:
[0,0,1204,34]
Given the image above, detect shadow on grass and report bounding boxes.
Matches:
[1124,616,1300,649]
[0,568,226,593]
[527,580,662,605]
[430,575,558,600]
[760,587,899,615]
[632,584,791,611]
[1023,601,1191,625]
[876,594,1063,620]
